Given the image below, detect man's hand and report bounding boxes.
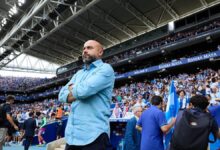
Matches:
[68,84,73,92]
[170,117,176,126]
[136,125,142,131]
[7,114,19,130]
[67,84,75,103]
[14,125,19,130]
[161,117,176,133]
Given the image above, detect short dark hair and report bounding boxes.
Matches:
[151,96,163,106]
[190,95,209,110]
[211,77,216,83]
[29,112,34,117]
[178,90,186,95]
[6,95,15,101]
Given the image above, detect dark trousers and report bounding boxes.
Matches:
[65,133,112,150]
[24,136,33,150]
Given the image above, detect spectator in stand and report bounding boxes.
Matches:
[178,90,189,110]
[134,95,146,108]
[210,85,220,105]
[122,101,131,118]
[112,103,123,118]
[56,104,63,119]
[49,112,56,123]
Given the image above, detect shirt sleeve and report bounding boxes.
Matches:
[40,117,47,128]
[4,105,11,115]
[34,120,37,129]
[23,121,26,129]
[158,111,167,127]
[211,118,219,138]
[58,72,78,103]
[72,64,115,100]
[124,119,137,150]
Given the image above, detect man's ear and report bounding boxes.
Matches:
[99,49,103,56]
[188,103,193,108]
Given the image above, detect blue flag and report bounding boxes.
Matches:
[164,81,179,149]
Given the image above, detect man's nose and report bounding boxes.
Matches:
[83,50,87,54]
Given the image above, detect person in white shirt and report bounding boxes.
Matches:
[210,86,220,105]
[134,95,146,108]
[112,103,123,118]
[178,90,189,109]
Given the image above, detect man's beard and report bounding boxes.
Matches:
[82,55,97,65]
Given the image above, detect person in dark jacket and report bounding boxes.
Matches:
[169,95,220,150]
[124,106,143,150]
[23,112,37,150]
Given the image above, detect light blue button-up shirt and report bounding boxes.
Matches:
[58,59,115,145]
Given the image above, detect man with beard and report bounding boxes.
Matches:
[59,40,115,150]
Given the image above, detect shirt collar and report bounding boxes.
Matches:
[135,116,139,121]
[151,105,160,110]
[83,59,103,70]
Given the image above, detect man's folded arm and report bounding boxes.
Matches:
[72,65,114,100]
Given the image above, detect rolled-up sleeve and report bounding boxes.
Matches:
[58,86,69,103]
[72,64,114,100]
[58,73,77,103]
[158,111,167,127]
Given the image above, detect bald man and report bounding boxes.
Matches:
[59,40,115,150]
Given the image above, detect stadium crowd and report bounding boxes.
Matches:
[49,18,220,79]
[0,77,50,91]
[1,67,219,148]
[105,19,220,64]
[111,68,220,118]
[1,19,220,93]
